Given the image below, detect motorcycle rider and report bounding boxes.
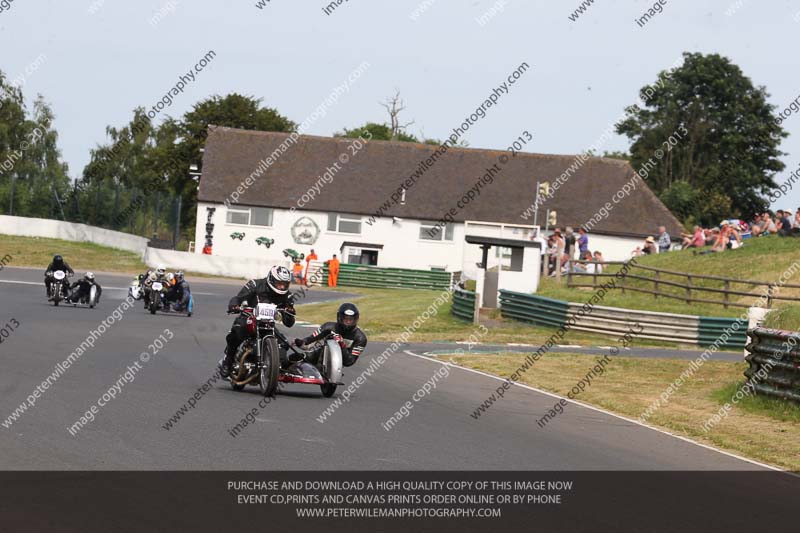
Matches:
[44,254,75,299]
[67,272,103,305]
[165,270,191,312]
[218,265,296,378]
[293,303,366,368]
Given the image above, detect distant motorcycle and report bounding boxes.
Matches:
[46,270,71,306]
[128,277,144,301]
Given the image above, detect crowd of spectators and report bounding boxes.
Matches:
[544,226,605,276]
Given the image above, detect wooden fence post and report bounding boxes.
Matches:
[723,280,730,308]
[555,253,562,284]
[686,275,692,304]
[654,271,660,300]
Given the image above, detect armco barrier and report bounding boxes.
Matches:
[744,327,800,403]
[328,263,452,291]
[498,290,746,348]
[0,215,148,256]
[451,288,476,321]
[499,291,568,328]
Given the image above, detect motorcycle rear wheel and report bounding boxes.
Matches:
[259,337,280,397]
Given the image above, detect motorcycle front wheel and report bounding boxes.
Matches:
[259,337,280,397]
[320,384,337,398]
[149,294,157,315]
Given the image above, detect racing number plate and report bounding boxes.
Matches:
[151,282,163,291]
[257,303,277,321]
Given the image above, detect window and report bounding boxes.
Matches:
[226,206,273,227]
[419,223,454,241]
[327,214,362,234]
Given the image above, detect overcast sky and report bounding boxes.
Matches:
[1,0,799,210]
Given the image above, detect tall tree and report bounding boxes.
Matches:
[0,71,70,218]
[616,52,786,225]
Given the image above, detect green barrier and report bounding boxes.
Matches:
[698,317,747,349]
[320,263,451,291]
[452,288,476,321]
[499,290,569,328]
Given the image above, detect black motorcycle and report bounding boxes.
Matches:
[46,270,71,306]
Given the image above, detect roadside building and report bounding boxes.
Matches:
[194,127,682,273]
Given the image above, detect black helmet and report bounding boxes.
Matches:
[53,254,63,264]
[336,303,359,333]
[267,265,292,295]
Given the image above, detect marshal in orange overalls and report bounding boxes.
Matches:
[327,256,340,287]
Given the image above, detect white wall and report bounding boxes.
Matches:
[144,248,290,279]
[0,215,149,256]
[195,202,466,272]
[193,203,647,272]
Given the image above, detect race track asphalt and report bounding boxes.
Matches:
[0,267,771,471]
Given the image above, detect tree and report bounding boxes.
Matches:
[0,71,70,219]
[336,91,426,143]
[616,52,786,225]
[79,93,296,244]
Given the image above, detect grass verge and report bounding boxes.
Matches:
[298,286,703,350]
[448,351,800,470]
[0,234,238,279]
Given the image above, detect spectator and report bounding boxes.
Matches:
[577,228,589,257]
[762,212,777,236]
[643,236,657,255]
[572,251,592,273]
[564,227,576,265]
[681,226,705,249]
[291,259,304,284]
[722,220,743,249]
[751,213,767,237]
[632,246,643,258]
[593,251,605,273]
[546,235,559,276]
[794,209,800,230]
[657,225,671,253]
[777,209,794,237]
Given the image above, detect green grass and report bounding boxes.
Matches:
[762,304,800,330]
[297,286,700,349]
[0,234,236,279]
[539,235,800,320]
[710,381,800,424]
[450,351,800,470]
[0,234,147,274]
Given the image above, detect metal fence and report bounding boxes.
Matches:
[320,263,453,291]
[745,327,800,403]
[498,290,746,348]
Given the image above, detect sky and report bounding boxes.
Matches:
[1,0,799,211]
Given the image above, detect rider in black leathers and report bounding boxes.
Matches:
[44,254,75,298]
[294,302,367,368]
[67,272,103,304]
[218,265,296,378]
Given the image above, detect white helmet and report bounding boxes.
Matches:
[156,265,166,277]
[267,265,291,295]
[85,272,95,281]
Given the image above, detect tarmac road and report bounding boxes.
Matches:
[0,267,772,471]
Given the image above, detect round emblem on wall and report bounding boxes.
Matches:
[291,216,321,245]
